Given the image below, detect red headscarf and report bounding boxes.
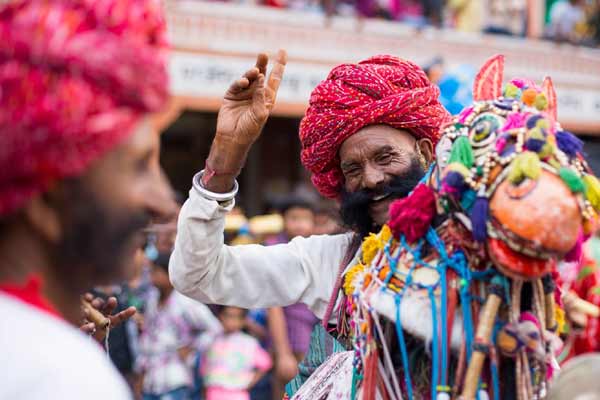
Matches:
[299,55,450,199]
[0,0,169,215]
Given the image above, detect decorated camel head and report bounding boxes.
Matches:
[340,55,600,400]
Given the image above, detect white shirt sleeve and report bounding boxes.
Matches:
[169,188,354,320]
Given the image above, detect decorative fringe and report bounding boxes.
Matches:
[362,345,379,400]
[448,136,474,168]
[558,168,585,193]
[583,174,600,212]
[555,131,583,158]
[470,194,489,242]
[508,151,541,184]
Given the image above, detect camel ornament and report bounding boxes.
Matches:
[337,55,600,400]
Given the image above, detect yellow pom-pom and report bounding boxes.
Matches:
[343,263,365,295]
[361,234,380,265]
[504,83,521,99]
[379,225,392,244]
[583,174,600,212]
[508,151,541,184]
[522,88,538,106]
[534,93,548,110]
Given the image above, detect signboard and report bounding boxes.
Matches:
[164,1,600,133]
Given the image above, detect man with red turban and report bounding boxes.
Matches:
[0,0,176,398]
[170,53,450,390]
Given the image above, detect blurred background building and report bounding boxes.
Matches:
[155,0,600,215]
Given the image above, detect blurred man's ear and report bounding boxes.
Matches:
[21,193,62,243]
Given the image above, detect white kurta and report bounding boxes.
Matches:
[169,188,354,321]
[0,293,131,400]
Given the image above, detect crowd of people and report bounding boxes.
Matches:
[98,197,343,399]
[200,0,600,46]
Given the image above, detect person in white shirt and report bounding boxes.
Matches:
[0,1,177,399]
[169,53,450,391]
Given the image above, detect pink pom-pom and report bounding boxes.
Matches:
[388,184,437,243]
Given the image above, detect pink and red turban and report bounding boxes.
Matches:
[0,0,169,215]
[300,55,451,199]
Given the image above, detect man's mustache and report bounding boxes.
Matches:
[342,166,425,207]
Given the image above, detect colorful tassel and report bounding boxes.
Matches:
[470,190,489,242]
[556,131,583,158]
[448,136,474,168]
[508,151,541,184]
[559,168,585,193]
[583,174,600,212]
[460,189,477,211]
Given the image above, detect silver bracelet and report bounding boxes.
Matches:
[192,170,239,203]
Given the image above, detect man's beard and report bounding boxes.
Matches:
[55,179,150,287]
[340,158,425,238]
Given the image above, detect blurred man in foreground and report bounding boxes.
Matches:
[0,0,176,398]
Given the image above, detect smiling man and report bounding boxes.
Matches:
[0,1,176,398]
[170,54,449,349]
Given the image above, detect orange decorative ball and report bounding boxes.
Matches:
[521,88,538,106]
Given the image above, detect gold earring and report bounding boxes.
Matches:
[416,145,428,170]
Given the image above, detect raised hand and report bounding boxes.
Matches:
[216,50,287,146]
[205,50,287,193]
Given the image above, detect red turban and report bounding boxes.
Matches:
[0,0,169,215]
[299,55,451,199]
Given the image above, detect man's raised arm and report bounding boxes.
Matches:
[168,51,353,319]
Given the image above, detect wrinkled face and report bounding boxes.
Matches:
[439,99,596,280]
[54,118,177,285]
[284,206,315,238]
[338,125,433,235]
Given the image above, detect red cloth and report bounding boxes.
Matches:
[299,55,450,199]
[0,275,61,318]
[0,0,169,215]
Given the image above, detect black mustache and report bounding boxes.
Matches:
[339,158,425,238]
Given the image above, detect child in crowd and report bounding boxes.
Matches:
[136,252,221,400]
[202,306,273,400]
